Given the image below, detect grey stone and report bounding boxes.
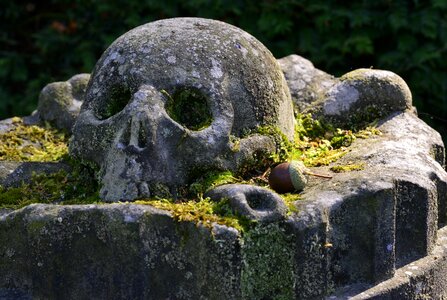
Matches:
[0,110,446,299]
[330,225,447,299]
[0,204,243,299]
[0,203,297,299]
[278,56,413,127]
[37,73,90,132]
[205,184,287,223]
[286,111,447,297]
[1,22,447,298]
[318,69,413,125]
[0,161,70,188]
[70,18,294,201]
[278,54,337,113]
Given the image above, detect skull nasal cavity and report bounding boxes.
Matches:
[97,86,131,120]
[165,88,212,131]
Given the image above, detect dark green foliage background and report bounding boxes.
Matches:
[1,0,447,138]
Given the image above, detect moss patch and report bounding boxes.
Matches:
[281,193,301,215]
[330,163,365,173]
[257,113,380,168]
[0,117,68,162]
[241,223,295,299]
[0,161,99,210]
[163,88,212,131]
[135,197,251,232]
[188,170,238,196]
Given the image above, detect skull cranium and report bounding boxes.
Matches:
[70,18,294,201]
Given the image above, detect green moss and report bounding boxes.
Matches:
[280,193,301,215]
[330,163,365,173]
[135,197,251,232]
[189,170,238,196]
[0,160,100,210]
[241,223,295,299]
[247,114,379,169]
[255,125,294,163]
[0,117,68,162]
[163,88,212,131]
[346,105,383,130]
[94,86,132,119]
[295,113,328,139]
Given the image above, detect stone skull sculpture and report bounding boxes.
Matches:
[70,18,294,201]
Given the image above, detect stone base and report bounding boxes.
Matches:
[2,204,447,300]
[330,225,447,299]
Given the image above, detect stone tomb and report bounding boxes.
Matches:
[1,18,447,299]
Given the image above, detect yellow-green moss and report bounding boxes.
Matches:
[280,193,301,215]
[135,197,250,232]
[330,163,365,173]
[267,113,381,168]
[188,170,238,197]
[0,117,68,162]
[0,162,100,210]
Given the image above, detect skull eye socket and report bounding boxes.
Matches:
[96,86,131,120]
[165,88,212,131]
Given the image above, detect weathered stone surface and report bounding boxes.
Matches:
[1,17,446,298]
[0,161,70,188]
[286,111,447,297]
[278,56,413,127]
[37,73,90,132]
[318,69,413,126]
[278,54,336,112]
[330,225,447,299]
[70,17,294,202]
[205,184,287,223]
[0,204,243,299]
[0,203,300,299]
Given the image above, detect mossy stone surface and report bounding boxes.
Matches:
[0,204,243,299]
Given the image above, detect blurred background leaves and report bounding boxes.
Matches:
[1,0,446,140]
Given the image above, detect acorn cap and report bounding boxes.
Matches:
[288,161,308,192]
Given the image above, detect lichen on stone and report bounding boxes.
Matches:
[241,223,295,299]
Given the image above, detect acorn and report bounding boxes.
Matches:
[268,161,332,193]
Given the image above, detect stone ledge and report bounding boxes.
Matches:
[330,225,447,299]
